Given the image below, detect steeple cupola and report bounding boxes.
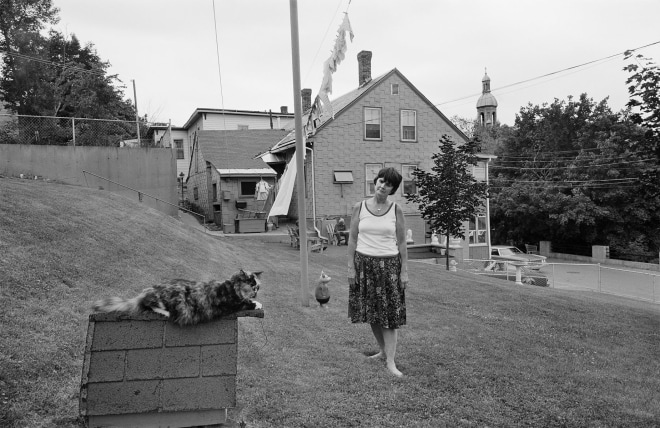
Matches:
[477,69,498,126]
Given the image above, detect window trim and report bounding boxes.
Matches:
[239,179,259,198]
[401,164,418,196]
[365,163,383,196]
[468,214,488,246]
[400,109,417,142]
[364,107,382,141]
[174,139,184,159]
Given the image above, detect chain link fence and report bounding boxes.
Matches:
[0,113,149,147]
[455,259,659,304]
[458,259,549,287]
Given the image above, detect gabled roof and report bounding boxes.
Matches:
[197,130,288,175]
[265,68,469,154]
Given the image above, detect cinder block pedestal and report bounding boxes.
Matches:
[79,309,264,428]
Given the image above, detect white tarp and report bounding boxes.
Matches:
[268,155,297,219]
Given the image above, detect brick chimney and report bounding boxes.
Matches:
[280,106,288,114]
[301,88,312,112]
[358,50,372,86]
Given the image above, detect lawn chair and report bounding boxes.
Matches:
[287,226,300,249]
[525,244,539,255]
[307,229,328,253]
[325,222,338,246]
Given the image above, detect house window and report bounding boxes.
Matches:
[193,187,199,201]
[237,124,249,130]
[391,84,399,95]
[364,107,381,140]
[401,110,417,142]
[174,139,184,159]
[472,161,486,181]
[468,215,487,245]
[365,163,383,196]
[212,183,217,202]
[240,180,258,197]
[402,164,418,195]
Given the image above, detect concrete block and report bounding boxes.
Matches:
[161,376,235,411]
[85,380,160,415]
[201,344,237,376]
[91,320,164,351]
[87,351,125,382]
[164,319,236,347]
[126,347,200,380]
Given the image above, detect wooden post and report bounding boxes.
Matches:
[289,0,309,306]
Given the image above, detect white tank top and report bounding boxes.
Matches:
[356,200,398,257]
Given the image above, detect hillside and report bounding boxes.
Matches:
[1,177,659,427]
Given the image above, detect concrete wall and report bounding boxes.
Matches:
[0,144,178,217]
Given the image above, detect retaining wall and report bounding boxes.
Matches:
[0,144,178,217]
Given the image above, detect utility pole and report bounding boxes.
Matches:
[289,0,309,306]
[131,79,141,146]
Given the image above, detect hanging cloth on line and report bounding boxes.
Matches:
[255,179,271,201]
[268,155,297,219]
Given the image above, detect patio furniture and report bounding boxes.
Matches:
[287,226,300,248]
[525,244,539,255]
[325,222,338,246]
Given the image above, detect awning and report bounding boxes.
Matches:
[268,155,297,218]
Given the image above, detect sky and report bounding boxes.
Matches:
[52,0,660,127]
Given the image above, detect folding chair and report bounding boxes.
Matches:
[525,244,539,255]
[326,222,338,246]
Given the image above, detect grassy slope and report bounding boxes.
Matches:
[1,177,659,427]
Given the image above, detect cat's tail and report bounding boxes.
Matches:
[92,296,141,314]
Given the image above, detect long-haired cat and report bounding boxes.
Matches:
[92,269,263,326]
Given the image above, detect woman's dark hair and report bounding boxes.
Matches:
[373,167,402,195]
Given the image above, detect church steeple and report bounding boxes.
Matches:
[477,68,498,126]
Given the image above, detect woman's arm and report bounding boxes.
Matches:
[395,203,409,289]
[347,201,361,287]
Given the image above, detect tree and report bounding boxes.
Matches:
[0,0,59,113]
[0,0,139,145]
[489,92,659,261]
[406,134,489,270]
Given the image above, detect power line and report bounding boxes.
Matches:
[435,40,660,108]
[491,158,656,170]
[2,49,107,77]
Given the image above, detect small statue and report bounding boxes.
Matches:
[314,270,331,308]
[406,229,414,244]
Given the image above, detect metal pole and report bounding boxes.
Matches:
[132,79,141,146]
[71,117,76,146]
[289,0,309,306]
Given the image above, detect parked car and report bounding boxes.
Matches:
[490,245,547,270]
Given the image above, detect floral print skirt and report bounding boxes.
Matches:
[349,252,406,329]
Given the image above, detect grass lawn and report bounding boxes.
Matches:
[1,177,659,427]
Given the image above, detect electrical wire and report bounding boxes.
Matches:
[490,158,656,170]
[435,41,660,107]
[2,49,107,77]
[211,0,227,130]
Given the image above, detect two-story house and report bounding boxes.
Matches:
[260,51,494,259]
[148,107,295,181]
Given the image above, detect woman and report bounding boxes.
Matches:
[347,167,409,377]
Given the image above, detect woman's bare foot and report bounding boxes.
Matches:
[387,362,403,377]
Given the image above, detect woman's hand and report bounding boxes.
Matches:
[399,271,409,290]
[348,266,356,289]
